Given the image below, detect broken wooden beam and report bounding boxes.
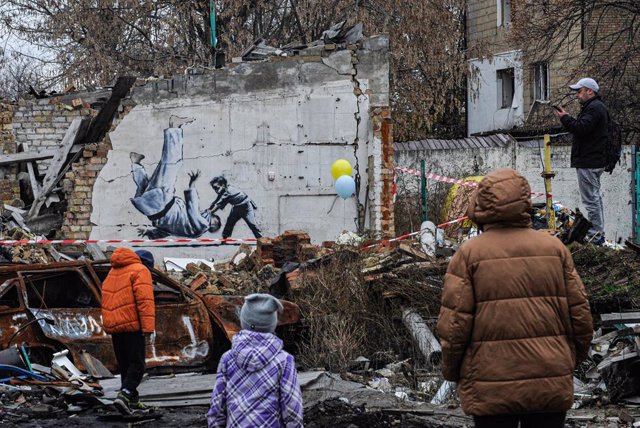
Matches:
[28,117,88,218]
[601,312,640,326]
[398,242,431,261]
[0,150,56,166]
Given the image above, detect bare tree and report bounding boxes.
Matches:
[0,49,57,100]
[509,0,640,141]
[1,0,468,140]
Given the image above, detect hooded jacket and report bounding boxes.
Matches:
[436,168,593,416]
[560,95,609,168]
[101,247,155,334]
[207,330,303,428]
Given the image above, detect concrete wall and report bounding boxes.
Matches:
[396,143,634,242]
[468,51,524,135]
[89,36,392,259]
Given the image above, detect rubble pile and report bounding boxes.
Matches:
[571,243,640,313]
[238,21,364,62]
[0,347,161,424]
[0,218,639,426]
[286,240,447,374]
[175,231,332,296]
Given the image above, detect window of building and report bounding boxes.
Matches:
[497,0,511,27]
[497,68,515,109]
[532,63,549,101]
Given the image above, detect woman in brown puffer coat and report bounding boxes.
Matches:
[436,168,593,428]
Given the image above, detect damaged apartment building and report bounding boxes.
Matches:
[0,30,394,259]
[395,0,637,243]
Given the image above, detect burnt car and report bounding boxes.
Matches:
[0,259,299,372]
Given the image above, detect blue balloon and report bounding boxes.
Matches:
[335,175,356,199]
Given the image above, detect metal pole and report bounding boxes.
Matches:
[421,160,428,221]
[542,134,556,231]
[210,0,217,49]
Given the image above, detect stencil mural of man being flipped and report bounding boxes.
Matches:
[130,125,220,239]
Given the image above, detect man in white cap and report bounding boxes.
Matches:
[554,77,609,245]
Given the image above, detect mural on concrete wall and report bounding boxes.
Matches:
[129,124,261,239]
[91,78,374,257]
[209,176,262,239]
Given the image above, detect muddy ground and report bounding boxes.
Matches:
[3,402,634,427]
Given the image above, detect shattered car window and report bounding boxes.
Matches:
[23,271,99,309]
[0,281,20,309]
[93,266,185,304]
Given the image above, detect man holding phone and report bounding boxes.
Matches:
[554,77,609,245]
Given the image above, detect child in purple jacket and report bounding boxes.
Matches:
[207,293,304,428]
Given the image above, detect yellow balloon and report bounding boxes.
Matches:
[331,159,352,180]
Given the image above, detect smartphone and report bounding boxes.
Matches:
[551,105,562,111]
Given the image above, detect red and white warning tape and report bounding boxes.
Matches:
[394,167,549,198]
[0,237,258,246]
[361,215,471,250]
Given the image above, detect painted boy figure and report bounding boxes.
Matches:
[130,127,214,238]
[209,176,262,239]
[207,293,303,427]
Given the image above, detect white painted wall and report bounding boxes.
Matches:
[396,143,633,242]
[468,51,524,135]
[88,38,390,261]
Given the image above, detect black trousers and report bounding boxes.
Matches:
[474,412,566,428]
[112,332,146,397]
[222,203,262,239]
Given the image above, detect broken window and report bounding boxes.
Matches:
[580,2,588,49]
[532,62,549,101]
[93,267,185,305]
[497,68,515,109]
[0,282,21,309]
[497,0,511,27]
[22,271,99,309]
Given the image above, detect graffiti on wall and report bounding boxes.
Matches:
[129,125,262,239]
[209,176,262,239]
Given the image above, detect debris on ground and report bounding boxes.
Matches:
[1,215,640,426]
[0,344,157,425]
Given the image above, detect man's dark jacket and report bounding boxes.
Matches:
[560,95,609,168]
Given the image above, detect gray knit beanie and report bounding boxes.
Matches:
[240,293,283,333]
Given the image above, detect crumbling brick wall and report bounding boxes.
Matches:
[371,106,395,237]
[0,103,21,205]
[11,99,89,174]
[61,139,111,239]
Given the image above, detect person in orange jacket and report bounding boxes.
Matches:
[101,247,156,413]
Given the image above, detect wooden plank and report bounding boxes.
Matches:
[601,312,640,325]
[27,161,41,199]
[21,144,42,199]
[28,118,86,218]
[398,242,431,261]
[0,150,56,166]
[81,76,136,146]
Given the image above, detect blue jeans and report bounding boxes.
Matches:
[576,168,605,239]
